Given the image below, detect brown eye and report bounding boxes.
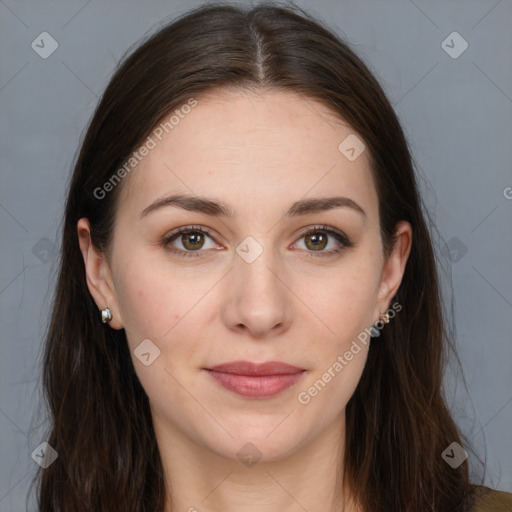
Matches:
[163,226,219,257]
[181,231,205,251]
[294,225,354,257]
[304,232,328,251]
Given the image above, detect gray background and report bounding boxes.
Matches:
[1,0,511,510]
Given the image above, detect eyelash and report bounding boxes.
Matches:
[162,224,354,259]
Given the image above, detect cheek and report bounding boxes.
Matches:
[112,250,181,347]
[291,259,379,417]
[295,277,372,413]
[300,262,380,349]
[112,251,213,377]
[116,279,165,343]
[112,263,202,408]
[296,345,368,427]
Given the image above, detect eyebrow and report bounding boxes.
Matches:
[140,193,367,220]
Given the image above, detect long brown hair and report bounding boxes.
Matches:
[32,2,474,510]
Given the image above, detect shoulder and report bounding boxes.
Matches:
[469,485,512,512]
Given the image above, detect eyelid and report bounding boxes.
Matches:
[162,224,353,257]
[294,224,352,245]
[162,225,220,258]
[291,224,354,257]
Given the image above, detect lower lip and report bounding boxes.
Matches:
[205,370,305,398]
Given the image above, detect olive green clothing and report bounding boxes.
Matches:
[470,485,512,511]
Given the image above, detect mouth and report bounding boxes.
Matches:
[203,360,306,398]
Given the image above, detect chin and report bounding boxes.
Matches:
[206,423,307,464]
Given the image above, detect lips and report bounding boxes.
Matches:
[209,360,303,376]
[205,360,305,398]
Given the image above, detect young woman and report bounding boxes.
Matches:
[32,3,512,511]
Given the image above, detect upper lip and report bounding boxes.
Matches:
[207,360,304,376]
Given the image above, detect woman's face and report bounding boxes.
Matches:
[79,89,411,463]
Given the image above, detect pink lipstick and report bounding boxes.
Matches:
[205,361,305,398]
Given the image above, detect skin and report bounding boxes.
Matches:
[78,89,412,512]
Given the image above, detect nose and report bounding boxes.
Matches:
[221,243,292,339]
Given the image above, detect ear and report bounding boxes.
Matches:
[77,218,124,330]
[373,220,412,321]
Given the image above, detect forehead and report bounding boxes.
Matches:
[117,89,377,221]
